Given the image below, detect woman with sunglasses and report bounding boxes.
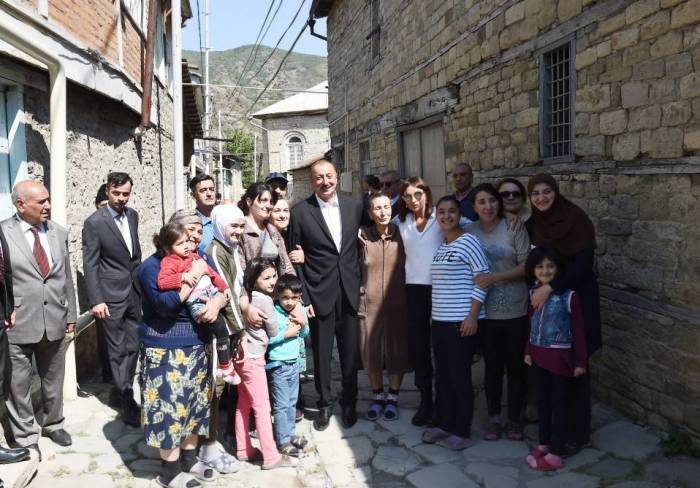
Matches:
[466,183,530,441]
[393,177,443,426]
[497,178,531,226]
[526,174,601,455]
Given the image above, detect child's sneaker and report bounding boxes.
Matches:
[291,435,308,450]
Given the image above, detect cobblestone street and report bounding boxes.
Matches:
[1,360,696,488]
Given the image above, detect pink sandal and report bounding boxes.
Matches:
[527,453,562,471]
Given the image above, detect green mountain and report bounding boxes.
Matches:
[183,45,327,132]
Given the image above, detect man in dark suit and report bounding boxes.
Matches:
[289,156,363,431]
[82,172,142,426]
[0,224,31,465]
[2,180,77,458]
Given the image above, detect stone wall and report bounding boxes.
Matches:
[23,77,175,378]
[260,113,330,175]
[323,0,700,438]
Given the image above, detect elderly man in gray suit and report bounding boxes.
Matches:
[1,180,77,459]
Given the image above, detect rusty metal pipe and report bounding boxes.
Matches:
[136,0,158,136]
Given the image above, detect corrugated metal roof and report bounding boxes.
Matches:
[251,81,328,118]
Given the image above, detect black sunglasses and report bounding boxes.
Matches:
[499,191,522,199]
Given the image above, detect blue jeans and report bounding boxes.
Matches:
[268,361,300,445]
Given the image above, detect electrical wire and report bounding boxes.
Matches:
[227,0,278,104]
[243,0,285,88]
[249,0,306,82]
[245,20,309,115]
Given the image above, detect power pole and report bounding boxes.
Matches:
[203,0,211,172]
[218,109,224,197]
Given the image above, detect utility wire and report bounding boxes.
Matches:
[243,0,285,87]
[228,0,277,104]
[246,20,308,115]
[249,0,306,82]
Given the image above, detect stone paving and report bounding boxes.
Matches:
[4,360,699,488]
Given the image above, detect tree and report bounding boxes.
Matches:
[224,128,256,189]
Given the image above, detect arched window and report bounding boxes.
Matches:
[286,134,304,169]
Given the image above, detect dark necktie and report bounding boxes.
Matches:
[0,244,5,282]
[30,226,50,277]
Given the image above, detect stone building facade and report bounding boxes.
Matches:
[252,81,330,194]
[312,0,700,439]
[1,0,197,376]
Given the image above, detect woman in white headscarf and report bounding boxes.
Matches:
[207,204,246,335]
[199,204,247,474]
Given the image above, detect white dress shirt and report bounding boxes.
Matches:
[19,219,54,267]
[315,193,342,252]
[107,205,133,257]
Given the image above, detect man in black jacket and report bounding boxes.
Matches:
[289,157,363,431]
[0,226,31,464]
[82,172,142,426]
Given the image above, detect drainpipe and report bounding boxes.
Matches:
[0,12,74,399]
[135,0,158,136]
[172,0,185,209]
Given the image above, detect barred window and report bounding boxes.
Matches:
[286,135,304,169]
[359,141,370,177]
[539,41,575,161]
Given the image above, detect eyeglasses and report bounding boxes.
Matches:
[499,191,522,199]
[402,190,424,202]
[382,180,398,188]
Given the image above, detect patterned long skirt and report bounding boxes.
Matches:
[140,344,212,449]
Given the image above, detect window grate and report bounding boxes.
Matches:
[541,42,573,159]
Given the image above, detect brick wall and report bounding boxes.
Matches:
[49,0,120,65]
[324,0,700,438]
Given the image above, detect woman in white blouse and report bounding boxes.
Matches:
[393,176,445,426]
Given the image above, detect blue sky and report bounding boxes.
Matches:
[183,0,328,56]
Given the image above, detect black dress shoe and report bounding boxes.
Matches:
[0,445,30,464]
[122,390,141,427]
[313,407,332,431]
[341,404,357,429]
[42,429,72,447]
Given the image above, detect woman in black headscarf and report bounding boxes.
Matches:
[526,174,601,454]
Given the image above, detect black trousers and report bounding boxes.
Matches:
[571,371,591,445]
[311,288,359,408]
[431,322,478,438]
[405,285,433,392]
[480,317,528,422]
[98,288,141,395]
[533,364,572,455]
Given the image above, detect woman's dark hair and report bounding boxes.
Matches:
[497,177,527,201]
[243,257,277,297]
[435,194,460,209]
[363,174,381,191]
[94,183,108,206]
[469,183,505,219]
[274,274,304,296]
[524,245,566,282]
[153,223,188,256]
[397,176,433,222]
[107,171,133,189]
[238,182,278,215]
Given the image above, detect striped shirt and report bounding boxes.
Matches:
[431,232,490,322]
